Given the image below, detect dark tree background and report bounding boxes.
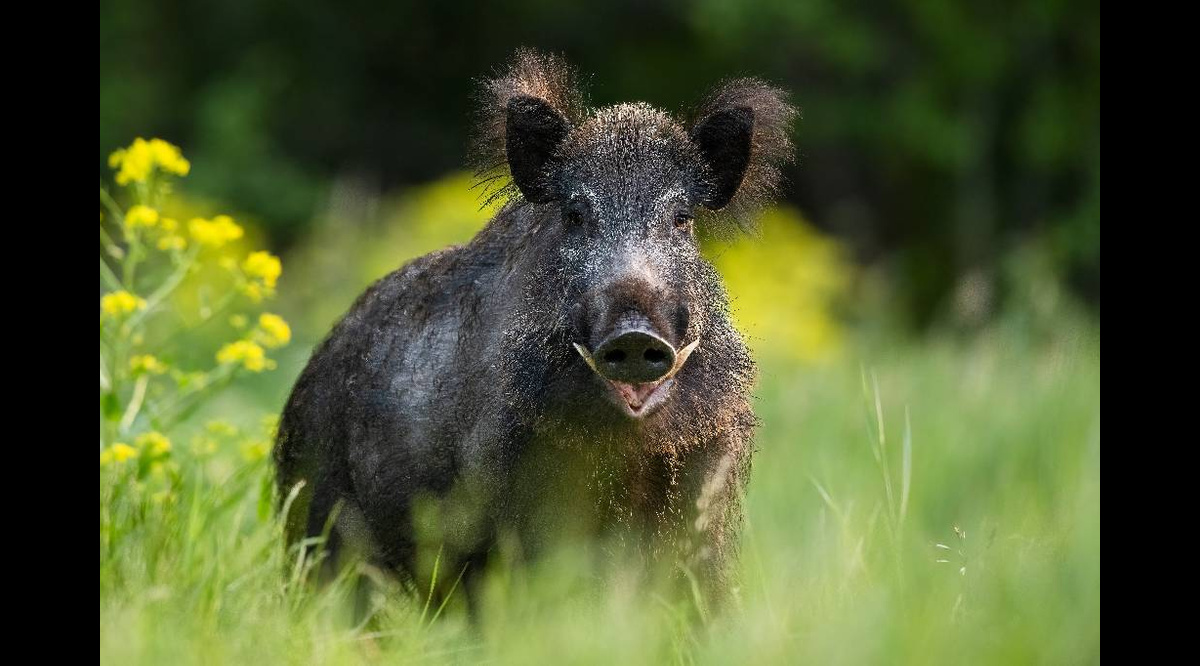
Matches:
[99,0,1099,327]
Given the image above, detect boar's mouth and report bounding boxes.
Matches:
[572,338,699,417]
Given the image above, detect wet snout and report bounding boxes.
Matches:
[570,255,699,416]
[592,321,676,383]
[572,314,701,417]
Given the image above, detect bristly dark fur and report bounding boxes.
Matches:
[470,48,589,207]
[687,78,798,231]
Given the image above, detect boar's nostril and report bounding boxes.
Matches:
[592,330,676,384]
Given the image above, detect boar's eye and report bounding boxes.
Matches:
[673,210,695,230]
[564,198,592,227]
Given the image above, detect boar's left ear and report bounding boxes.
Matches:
[471,48,587,206]
[690,106,754,210]
[687,79,797,221]
[506,96,571,203]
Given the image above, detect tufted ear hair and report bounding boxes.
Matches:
[471,48,588,205]
[505,96,571,203]
[687,79,797,223]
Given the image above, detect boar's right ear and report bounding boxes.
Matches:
[471,48,587,206]
[506,96,570,203]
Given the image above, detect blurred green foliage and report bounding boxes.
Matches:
[99,0,1099,327]
[279,173,491,339]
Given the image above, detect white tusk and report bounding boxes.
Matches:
[573,343,599,373]
[663,338,701,380]
[676,338,700,367]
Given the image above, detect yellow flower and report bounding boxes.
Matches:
[160,217,178,232]
[242,282,264,303]
[101,291,146,317]
[216,340,274,372]
[188,215,244,248]
[129,354,167,375]
[257,313,291,348]
[242,251,282,289]
[124,205,160,230]
[147,138,191,176]
[157,235,186,251]
[109,137,190,185]
[100,442,138,466]
[136,431,172,456]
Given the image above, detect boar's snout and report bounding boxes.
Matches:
[591,315,676,383]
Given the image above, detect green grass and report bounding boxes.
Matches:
[100,317,1099,665]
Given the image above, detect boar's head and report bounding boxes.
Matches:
[474,49,795,419]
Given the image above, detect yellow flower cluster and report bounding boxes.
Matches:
[124,205,160,230]
[99,442,138,466]
[138,429,174,456]
[101,137,293,487]
[119,205,188,252]
[155,217,186,251]
[239,251,283,302]
[108,138,191,186]
[189,215,244,248]
[216,340,274,372]
[101,291,147,317]
[257,313,292,348]
[99,431,172,467]
[129,354,168,375]
[136,431,172,456]
[242,251,282,288]
[157,235,187,251]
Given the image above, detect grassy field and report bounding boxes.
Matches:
[100,145,1098,664]
[99,311,1099,664]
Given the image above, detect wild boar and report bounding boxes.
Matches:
[275,48,795,612]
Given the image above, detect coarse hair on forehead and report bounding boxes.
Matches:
[559,104,699,176]
[470,48,797,232]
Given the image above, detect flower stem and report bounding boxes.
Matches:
[100,257,124,291]
[120,374,150,434]
[125,245,201,333]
